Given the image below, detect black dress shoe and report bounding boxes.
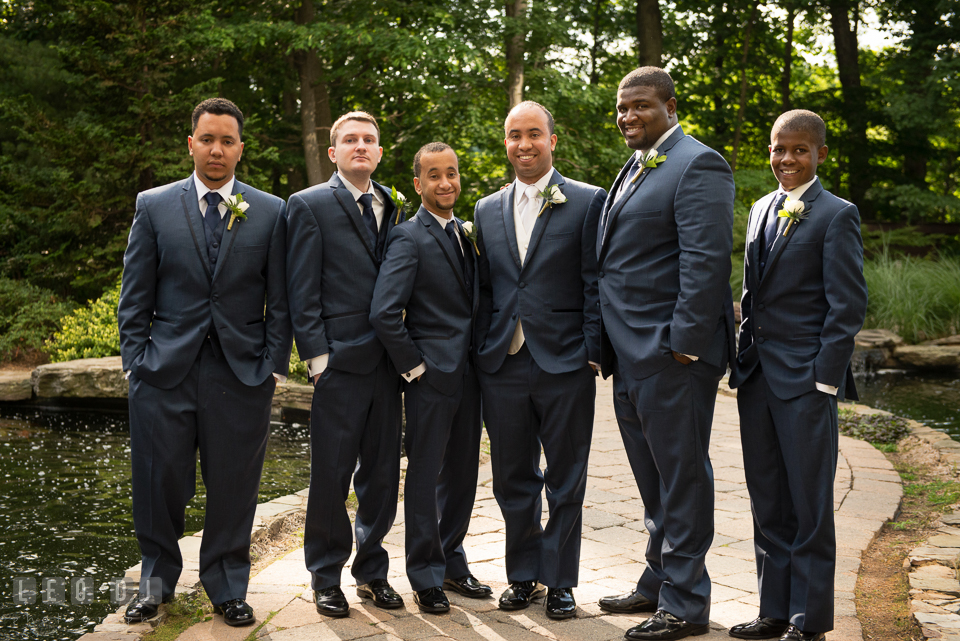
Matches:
[414,586,450,613]
[314,586,349,617]
[444,574,493,598]
[357,579,404,609]
[123,595,161,623]
[598,590,658,614]
[499,580,546,611]
[545,587,577,620]
[779,625,825,641]
[625,610,709,640]
[213,598,255,627]
[729,617,790,639]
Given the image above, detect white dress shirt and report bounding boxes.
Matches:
[614,123,681,203]
[193,173,235,218]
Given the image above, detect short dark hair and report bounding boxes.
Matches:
[505,101,555,135]
[771,109,827,148]
[330,111,380,146]
[413,142,454,177]
[192,98,244,138]
[618,66,676,104]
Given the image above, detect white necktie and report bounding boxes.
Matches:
[520,184,541,233]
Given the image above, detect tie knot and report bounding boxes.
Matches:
[358,193,373,209]
[524,185,540,200]
[206,191,222,207]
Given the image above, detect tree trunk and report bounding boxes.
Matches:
[781,0,795,112]
[283,82,305,195]
[589,0,604,84]
[636,0,662,67]
[295,0,332,187]
[710,3,730,147]
[829,0,871,212]
[730,0,760,172]
[505,0,526,111]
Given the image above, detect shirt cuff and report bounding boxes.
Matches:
[681,353,699,361]
[403,361,426,381]
[816,382,838,396]
[306,354,328,378]
[588,361,600,368]
[273,373,287,384]
[124,370,131,380]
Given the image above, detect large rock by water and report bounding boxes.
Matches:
[32,356,128,398]
[0,370,32,401]
[895,345,960,370]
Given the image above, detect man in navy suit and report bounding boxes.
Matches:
[596,67,736,640]
[727,110,867,641]
[286,111,406,617]
[474,101,605,620]
[370,142,491,614]
[118,98,292,627]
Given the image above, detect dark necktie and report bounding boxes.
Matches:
[759,192,788,275]
[602,158,642,235]
[358,193,379,249]
[204,192,222,233]
[444,222,465,275]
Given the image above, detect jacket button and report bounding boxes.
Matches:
[511,313,517,320]
[758,337,765,344]
[598,271,604,278]
[212,294,219,302]
[212,242,219,249]
[758,303,765,310]
[519,282,525,289]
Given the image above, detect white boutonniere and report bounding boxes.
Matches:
[777,197,810,237]
[631,148,667,184]
[391,187,409,225]
[461,220,480,256]
[537,184,567,217]
[225,194,250,231]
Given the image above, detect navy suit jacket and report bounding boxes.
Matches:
[118,176,292,389]
[473,169,605,375]
[728,178,867,401]
[597,127,736,381]
[370,207,478,396]
[285,173,402,374]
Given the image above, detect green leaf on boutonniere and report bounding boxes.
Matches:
[225,193,250,231]
[536,183,567,217]
[631,148,667,183]
[461,221,480,255]
[777,197,810,237]
[391,186,409,225]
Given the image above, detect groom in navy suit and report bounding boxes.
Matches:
[371,142,490,614]
[474,101,605,620]
[118,98,292,627]
[596,67,736,640]
[286,111,406,617]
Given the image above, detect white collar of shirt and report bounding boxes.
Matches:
[633,123,681,162]
[779,175,818,202]
[428,211,462,254]
[513,169,555,210]
[194,173,236,218]
[339,172,385,227]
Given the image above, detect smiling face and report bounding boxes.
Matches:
[414,148,461,219]
[616,84,677,153]
[769,129,828,192]
[188,112,244,189]
[504,104,557,184]
[328,119,383,189]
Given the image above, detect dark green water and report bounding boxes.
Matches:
[854,371,960,438]
[0,405,309,640]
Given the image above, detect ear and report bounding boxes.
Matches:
[816,145,829,166]
[549,133,558,151]
[327,147,337,164]
[666,97,678,118]
[188,136,194,156]
[413,176,423,196]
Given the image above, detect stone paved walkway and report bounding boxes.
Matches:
[147,378,904,640]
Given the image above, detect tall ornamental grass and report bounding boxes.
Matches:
[863,252,960,343]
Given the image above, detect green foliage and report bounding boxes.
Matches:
[0,277,76,360]
[903,480,960,507]
[863,252,960,342]
[46,278,121,362]
[288,343,309,385]
[838,408,912,445]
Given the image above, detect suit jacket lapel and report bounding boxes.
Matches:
[598,159,633,258]
[212,181,245,282]
[180,178,213,281]
[332,174,379,264]
[761,179,824,285]
[420,208,471,299]
[499,183,523,270]
[457,219,478,313]
[748,192,776,289]
[522,169,562,269]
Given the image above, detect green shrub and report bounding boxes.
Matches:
[0,278,76,361]
[288,343,308,385]
[838,408,912,445]
[863,252,960,343]
[47,279,121,362]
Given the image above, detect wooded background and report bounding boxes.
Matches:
[1,0,958,303]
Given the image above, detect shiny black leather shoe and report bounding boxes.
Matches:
[598,590,658,614]
[314,585,349,617]
[443,574,493,598]
[414,586,450,613]
[545,587,577,620]
[357,579,404,609]
[498,580,546,611]
[779,625,825,641]
[213,598,255,627]
[123,595,161,624]
[729,617,790,639]
[624,610,709,640]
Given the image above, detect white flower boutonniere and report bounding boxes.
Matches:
[225,194,250,231]
[461,221,480,256]
[777,197,810,237]
[537,184,567,217]
[631,148,667,184]
[391,187,409,225]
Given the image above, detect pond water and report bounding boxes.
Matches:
[0,404,310,640]
[854,371,960,438]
